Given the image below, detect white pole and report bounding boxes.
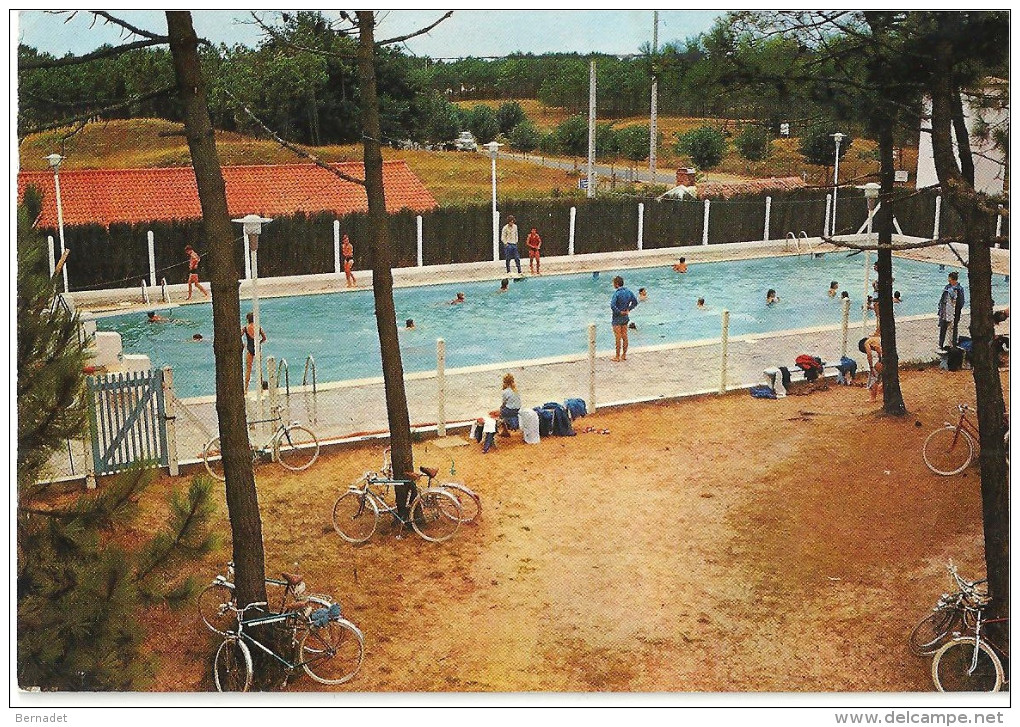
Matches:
[491,149,499,260]
[333,220,341,278]
[416,215,424,266]
[569,207,576,255]
[637,202,644,250]
[863,251,871,334]
[831,134,843,237]
[587,323,597,413]
[47,235,56,278]
[702,200,711,245]
[436,338,446,437]
[719,310,730,394]
[53,169,69,293]
[252,245,263,417]
[824,194,832,238]
[266,356,278,415]
[147,230,157,286]
[933,195,942,240]
[763,196,772,242]
[649,11,658,178]
[162,366,179,476]
[587,60,596,199]
[840,296,851,358]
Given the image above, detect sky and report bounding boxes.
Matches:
[16,9,724,58]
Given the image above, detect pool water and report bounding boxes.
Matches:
[99,255,1009,398]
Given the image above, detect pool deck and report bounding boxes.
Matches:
[47,236,1009,484]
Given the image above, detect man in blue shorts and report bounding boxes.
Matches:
[610,275,638,361]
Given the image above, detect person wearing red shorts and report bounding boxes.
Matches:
[526,227,542,275]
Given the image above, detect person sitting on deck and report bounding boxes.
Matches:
[498,373,522,434]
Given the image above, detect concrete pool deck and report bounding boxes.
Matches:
[49,237,1009,483]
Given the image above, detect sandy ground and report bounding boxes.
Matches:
[134,365,1006,693]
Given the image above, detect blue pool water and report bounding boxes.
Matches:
[98,255,1009,398]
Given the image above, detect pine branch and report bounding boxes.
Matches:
[376,11,453,46]
[20,85,175,135]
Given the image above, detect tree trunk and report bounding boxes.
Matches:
[356,12,415,483]
[929,34,1009,635]
[166,11,277,684]
[874,119,906,415]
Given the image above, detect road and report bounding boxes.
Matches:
[490,149,680,188]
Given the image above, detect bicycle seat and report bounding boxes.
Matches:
[281,572,304,586]
[419,466,439,479]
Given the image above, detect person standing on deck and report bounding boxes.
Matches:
[937,271,965,351]
[342,234,357,287]
[526,227,542,275]
[501,215,522,275]
[184,245,208,299]
[610,275,638,362]
[242,312,267,390]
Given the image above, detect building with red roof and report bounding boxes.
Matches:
[17,160,438,228]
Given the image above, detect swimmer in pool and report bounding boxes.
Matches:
[828,281,839,298]
[147,311,167,323]
[450,292,466,304]
[638,288,648,302]
[697,297,706,309]
[403,319,416,330]
[672,257,688,273]
[766,289,780,305]
[499,279,509,293]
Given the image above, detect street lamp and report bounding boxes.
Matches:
[486,141,502,263]
[830,132,845,238]
[45,153,69,293]
[232,214,273,412]
[862,182,880,332]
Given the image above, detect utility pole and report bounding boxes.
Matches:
[587,60,596,198]
[649,11,659,179]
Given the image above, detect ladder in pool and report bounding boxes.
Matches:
[785,231,811,255]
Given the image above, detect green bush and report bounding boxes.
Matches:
[508,120,540,155]
[798,128,853,167]
[674,126,727,170]
[734,126,772,162]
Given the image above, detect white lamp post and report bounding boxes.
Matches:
[863,182,880,332]
[487,141,502,262]
[830,132,845,238]
[45,154,69,293]
[232,214,273,411]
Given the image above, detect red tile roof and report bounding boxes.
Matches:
[697,176,806,200]
[17,161,438,228]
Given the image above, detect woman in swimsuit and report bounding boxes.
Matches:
[342,234,357,287]
[242,312,267,390]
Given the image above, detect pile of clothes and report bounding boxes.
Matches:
[470,397,587,450]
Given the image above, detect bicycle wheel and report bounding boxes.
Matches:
[923,426,974,476]
[410,488,461,543]
[332,491,379,543]
[198,583,236,635]
[908,606,961,656]
[276,425,320,472]
[203,437,226,481]
[213,637,253,692]
[931,637,1003,692]
[300,618,365,685]
[442,483,481,524]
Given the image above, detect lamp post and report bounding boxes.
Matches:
[486,141,501,262]
[232,214,273,413]
[45,153,69,293]
[863,182,880,332]
[830,132,845,238]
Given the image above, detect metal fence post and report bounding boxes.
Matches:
[702,199,711,245]
[588,323,597,413]
[163,366,180,476]
[417,215,424,266]
[267,356,278,416]
[569,207,576,255]
[764,196,772,242]
[436,338,446,437]
[840,296,851,358]
[148,230,157,286]
[719,310,730,393]
[637,202,644,250]
[493,210,501,263]
[824,194,832,238]
[333,220,341,278]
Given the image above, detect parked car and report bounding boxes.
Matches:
[452,131,478,152]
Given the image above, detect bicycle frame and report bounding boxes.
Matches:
[966,612,1009,676]
[350,475,416,523]
[231,608,328,674]
[948,408,981,443]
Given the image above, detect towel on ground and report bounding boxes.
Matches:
[519,408,541,444]
[564,398,588,419]
[543,402,576,436]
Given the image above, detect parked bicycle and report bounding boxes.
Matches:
[923,404,1010,476]
[908,561,988,656]
[213,599,364,691]
[332,466,462,544]
[931,606,1009,692]
[204,405,319,480]
[380,447,481,524]
[198,561,335,636]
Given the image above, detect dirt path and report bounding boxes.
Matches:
[139,366,1004,693]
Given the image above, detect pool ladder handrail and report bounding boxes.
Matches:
[302,355,317,395]
[799,231,811,255]
[785,231,800,254]
[160,277,172,305]
[141,279,151,304]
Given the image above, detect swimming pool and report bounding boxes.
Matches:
[98,254,1009,399]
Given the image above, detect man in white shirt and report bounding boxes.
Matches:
[501,215,521,275]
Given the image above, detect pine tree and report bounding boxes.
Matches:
[17,204,218,690]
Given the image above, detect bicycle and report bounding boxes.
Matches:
[332,467,462,544]
[931,607,1009,692]
[380,447,481,524]
[198,561,335,636]
[907,562,988,656]
[213,600,364,691]
[204,404,319,481]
